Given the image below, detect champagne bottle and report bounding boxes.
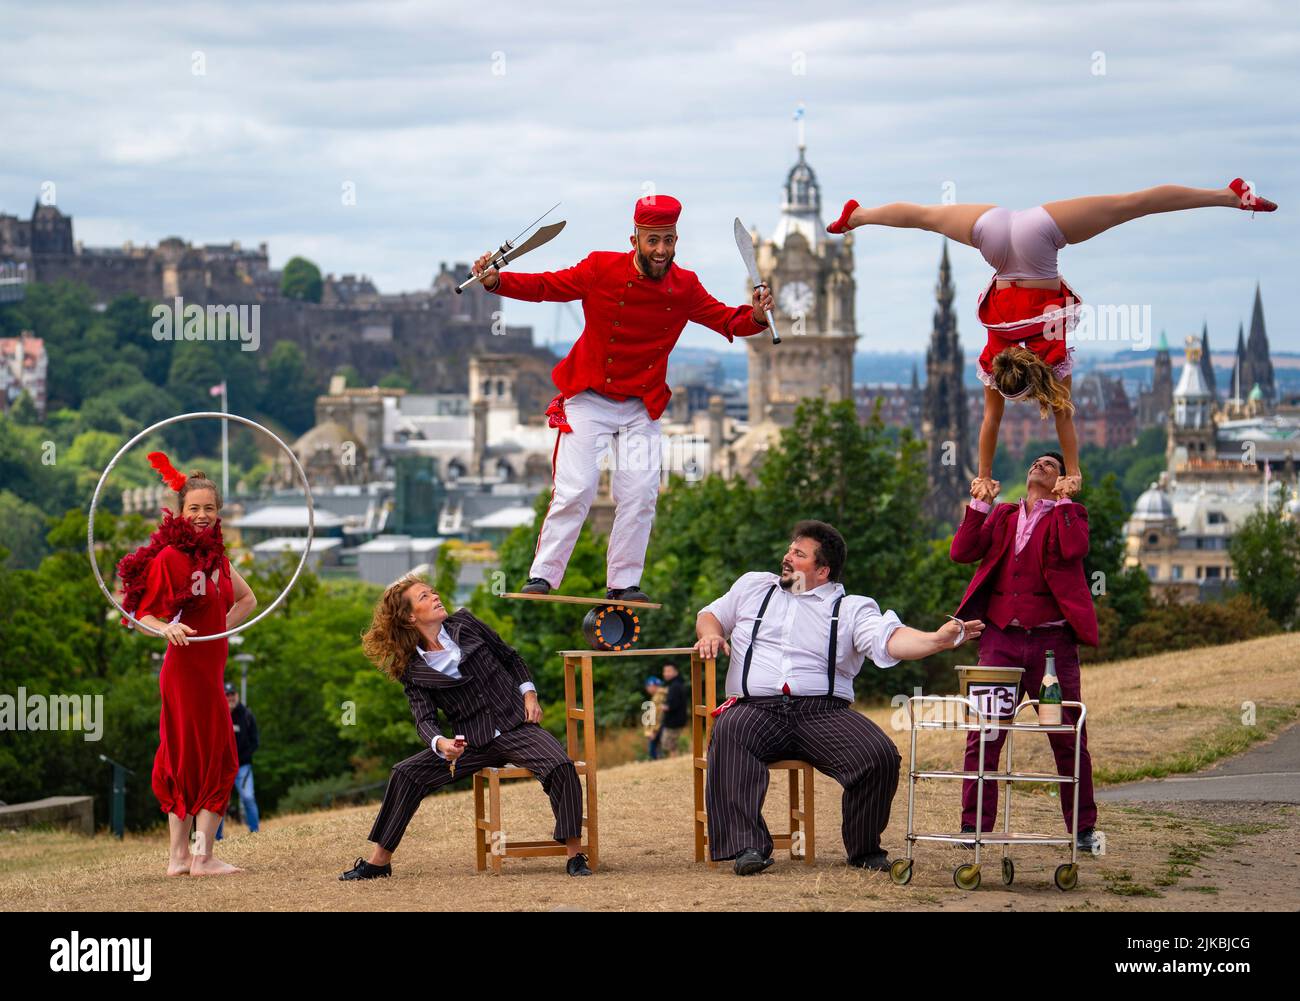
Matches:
[1038,650,1062,725]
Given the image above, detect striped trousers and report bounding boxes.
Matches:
[368,723,583,853]
[706,696,901,864]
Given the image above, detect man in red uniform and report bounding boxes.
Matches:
[472,194,773,601]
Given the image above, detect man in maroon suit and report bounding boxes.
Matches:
[949,450,1098,850]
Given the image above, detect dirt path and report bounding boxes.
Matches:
[5,635,1298,911]
[3,756,1295,911]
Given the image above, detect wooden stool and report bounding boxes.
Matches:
[764,759,816,864]
[470,653,598,873]
[691,653,816,866]
[473,762,591,874]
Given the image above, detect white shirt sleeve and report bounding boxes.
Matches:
[518,682,536,695]
[852,597,905,669]
[431,735,449,760]
[699,572,762,635]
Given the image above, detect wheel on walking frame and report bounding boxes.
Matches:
[889,858,913,886]
[953,863,981,891]
[1001,856,1014,886]
[1054,863,1079,891]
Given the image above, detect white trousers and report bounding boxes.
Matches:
[530,390,662,588]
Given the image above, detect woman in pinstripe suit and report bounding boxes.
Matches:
[340,573,590,879]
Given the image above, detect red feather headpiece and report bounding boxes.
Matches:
[148,451,189,492]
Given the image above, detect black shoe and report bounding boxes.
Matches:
[522,577,552,595]
[1076,827,1099,854]
[606,584,649,603]
[850,850,892,871]
[339,856,391,880]
[959,824,977,850]
[733,848,775,876]
[566,853,593,876]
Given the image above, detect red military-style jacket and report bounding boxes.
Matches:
[491,250,767,421]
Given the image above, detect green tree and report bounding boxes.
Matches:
[281,257,323,303]
[8,391,39,425]
[379,372,413,390]
[105,293,171,385]
[0,490,51,568]
[1229,498,1300,627]
[261,340,318,434]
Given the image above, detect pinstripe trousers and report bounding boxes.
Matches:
[368,723,583,853]
[706,696,902,864]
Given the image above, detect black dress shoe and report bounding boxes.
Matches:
[566,853,593,876]
[733,848,775,876]
[522,577,552,595]
[959,824,977,850]
[606,584,649,602]
[340,856,391,880]
[1076,827,1099,854]
[850,850,891,871]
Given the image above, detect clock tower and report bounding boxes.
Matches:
[746,132,858,427]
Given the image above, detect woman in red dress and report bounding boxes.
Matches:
[117,455,257,876]
[826,178,1277,502]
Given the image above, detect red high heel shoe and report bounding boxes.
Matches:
[827,198,860,234]
[1228,178,1278,213]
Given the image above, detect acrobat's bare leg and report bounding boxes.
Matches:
[1043,185,1239,245]
[840,202,997,248]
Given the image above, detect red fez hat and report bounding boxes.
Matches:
[634,194,681,229]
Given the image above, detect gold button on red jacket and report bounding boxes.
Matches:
[491,250,767,420]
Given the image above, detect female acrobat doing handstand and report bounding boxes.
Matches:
[827,179,1277,502]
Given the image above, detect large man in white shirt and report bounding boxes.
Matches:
[696,520,983,874]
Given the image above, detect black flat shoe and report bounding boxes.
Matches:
[522,577,551,595]
[1076,827,1099,854]
[850,850,891,871]
[339,856,391,880]
[566,853,593,876]
[959,824,977,850]
[606,584,649,603]
[733,848,775,876]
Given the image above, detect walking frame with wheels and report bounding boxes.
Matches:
[889,694,1087,892]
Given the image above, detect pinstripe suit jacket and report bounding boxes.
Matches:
[401,609,535,748]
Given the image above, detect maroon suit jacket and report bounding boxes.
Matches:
[949,500,1099,647]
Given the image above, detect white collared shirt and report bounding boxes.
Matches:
[417,624,536,758]
[700,572,904,700]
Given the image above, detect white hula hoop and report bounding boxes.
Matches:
[87,410,315,643]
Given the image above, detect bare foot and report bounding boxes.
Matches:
[189,856,245,877]
[166,854,193,877]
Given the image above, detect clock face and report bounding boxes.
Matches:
[779,280,815,317]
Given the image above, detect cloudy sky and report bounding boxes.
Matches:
[2,0,1296,360]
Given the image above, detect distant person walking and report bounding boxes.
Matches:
[217,682,261,840]
[643,676,666,760]
[658,664,688,759]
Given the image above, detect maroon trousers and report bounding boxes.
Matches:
[961,623,1096,832]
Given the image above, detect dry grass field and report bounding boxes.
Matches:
[3,634,1297,912]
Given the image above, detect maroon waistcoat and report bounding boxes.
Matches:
[987,513,1065,629]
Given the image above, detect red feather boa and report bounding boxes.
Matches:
[116,509,226,625]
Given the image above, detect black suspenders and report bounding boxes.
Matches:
[740,584,778,698]
[827,594,845,696]
[740,584,847,699]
